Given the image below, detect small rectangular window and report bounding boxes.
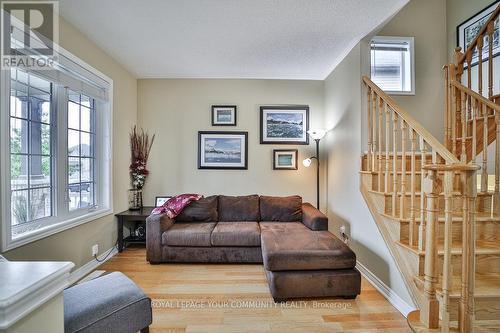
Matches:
[370,37,415,95]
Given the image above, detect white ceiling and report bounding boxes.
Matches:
[59,0,408,79]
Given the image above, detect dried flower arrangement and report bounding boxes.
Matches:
[129,126,155,190]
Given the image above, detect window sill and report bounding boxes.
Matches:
[2,208,113,252]
[387,90,415,96]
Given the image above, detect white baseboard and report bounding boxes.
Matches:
[356,260,416,317]
[68,246,118,285]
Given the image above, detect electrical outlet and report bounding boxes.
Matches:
[92,244,99,257]
[340,225,346,234]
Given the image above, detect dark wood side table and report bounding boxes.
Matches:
[115,207,155,252]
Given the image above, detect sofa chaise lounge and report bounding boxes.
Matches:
[146,195,361,301]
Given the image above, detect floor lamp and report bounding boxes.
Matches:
[303,129,326,210]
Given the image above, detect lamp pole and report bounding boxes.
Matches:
[315,138,320,209]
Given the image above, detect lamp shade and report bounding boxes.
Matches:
[307,129,326,140]
[302,158,312,167]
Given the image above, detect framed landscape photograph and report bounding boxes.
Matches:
[260,106,309,144]
[457,0,500,67]
[273,149,298,170]
[212,105,237,126]
[155,196,172,207]
[198,131,248,169]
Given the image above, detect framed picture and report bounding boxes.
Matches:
[457,0,500,67]
[212,105,237,126]
[155,196,172,207]
[198,131,248,169]
[260,106,309,144]
[273,149,298,170]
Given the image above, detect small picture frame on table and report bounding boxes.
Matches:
[155,196,172,207]
[273,149,298,170]
[212,105,237,126]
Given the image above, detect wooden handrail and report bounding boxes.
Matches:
[456,4,500,65]
[363,76,460,164]
[450,79,500,111]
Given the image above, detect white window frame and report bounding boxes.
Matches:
[0,46,113,251]
[370,36,415,96]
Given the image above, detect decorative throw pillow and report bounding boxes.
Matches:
[151,194,203,218]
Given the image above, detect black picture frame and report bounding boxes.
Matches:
[456,0,500,68]
[273,149,298,170]
[155,196,173,207]
[260,105,309,145]
[211,105,237,126]
[198,131,248,170]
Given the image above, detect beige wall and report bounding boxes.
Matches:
[323,43,414,307]
[137,79,325,208]
[377,0,448,141]
[2,18,137,268]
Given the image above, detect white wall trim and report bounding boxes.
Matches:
[68,246,118,285]
[0,261,74,329]
[356,260,416,317]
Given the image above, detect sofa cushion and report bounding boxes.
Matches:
[211,222,261,247]
[162,222,216,246]
[261,228,356,271]
[175,195,218,222]
[259,221,308,232]
[218,195,259,222]
[259,196,302,222]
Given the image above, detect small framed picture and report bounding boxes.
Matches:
[155,196,172,207]
[457,0,500,67]
[260,106,309,144]
[198,131,248,169]
[273,149,298,170]
[212,105,237,126]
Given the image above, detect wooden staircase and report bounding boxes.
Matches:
[359,5,500,332]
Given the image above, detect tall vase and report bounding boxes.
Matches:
[128,188,143,210]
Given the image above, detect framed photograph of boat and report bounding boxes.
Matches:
[198,131,248,169]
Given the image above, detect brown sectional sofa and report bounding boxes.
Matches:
[146,195,361,301]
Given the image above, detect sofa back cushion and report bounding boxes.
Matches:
[259,195,302,222]
[175,195,218,222]
[218,195,260,222]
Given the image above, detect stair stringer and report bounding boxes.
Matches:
[359,173,423,310]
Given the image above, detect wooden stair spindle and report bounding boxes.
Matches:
[471,99,477,164]
[367,87,373,172]
[459,167,479,333]
[461,90,467,162]
[477,35,484,97]
[385,102,390,193]
[400,121,407,219]
[488,21,494,99]
[466,51,472,120]
[441,169,454,333]
[409,129,417,247]
[450,65,457,157]
[378,96,383,191]
[418,138,428,251]
[373,90,378,172]
[420,166,441,329]
[482,103,488,193]
[393,113,398,217]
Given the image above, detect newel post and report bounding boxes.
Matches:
[459,167,478,333]
[420,167,442,328]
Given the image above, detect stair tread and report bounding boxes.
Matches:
[414,274,500,298]
[397,239,500,256]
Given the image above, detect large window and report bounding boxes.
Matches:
[1,52,112,250]
[370,36,415,95]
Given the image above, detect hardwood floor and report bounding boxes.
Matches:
[98,247,412,333]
